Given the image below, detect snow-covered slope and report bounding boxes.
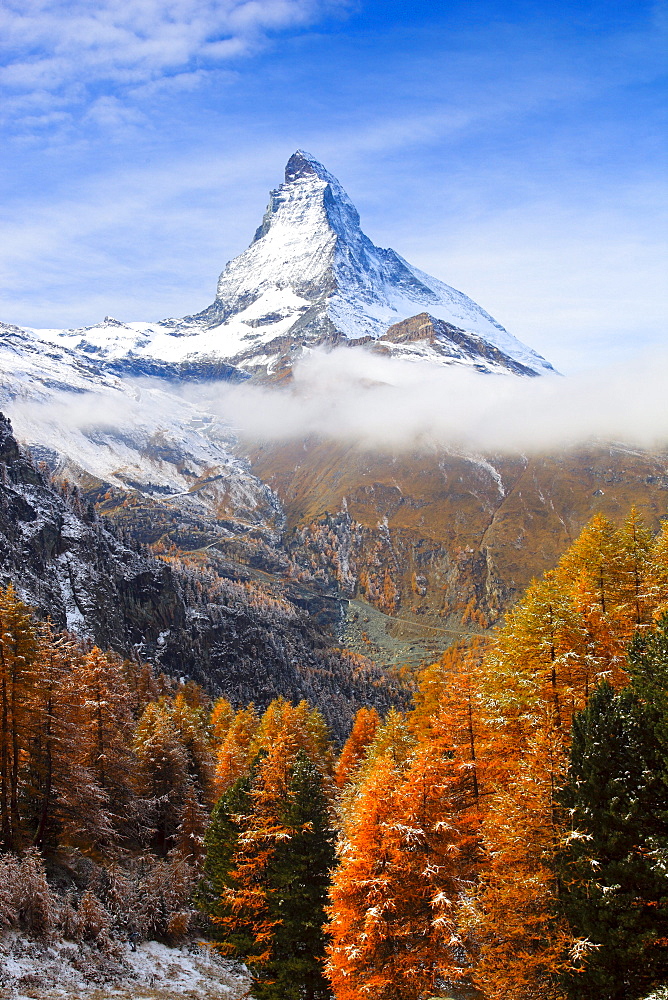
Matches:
[6,150,554,378]
[0,320,279,532]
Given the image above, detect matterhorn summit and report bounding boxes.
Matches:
[1,150,555,379]
[184,149,555,376]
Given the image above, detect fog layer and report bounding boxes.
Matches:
[7,345,668,458]
[201,347,668,454]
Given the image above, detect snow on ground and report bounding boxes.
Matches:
[0,933,250,1000]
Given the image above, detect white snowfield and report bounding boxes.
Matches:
[0,932,250,999]
[4,149,554,377]
[0,321,279,526]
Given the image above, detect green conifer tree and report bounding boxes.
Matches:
[556,680,668,999]
[199,771,253,953]
[260,751,335,1000]
[208,747,335,1000]
[627,610,668,742]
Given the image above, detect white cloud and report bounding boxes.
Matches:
[0,0,346,102]
[83,95,146,128]
[199,346,668,454]
[9,347,668,470]
[0,142,290,326]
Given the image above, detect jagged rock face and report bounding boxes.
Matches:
[0,150,554,380]
[376,312,541,376]
[0,413,400,738]
[0,411,186,646]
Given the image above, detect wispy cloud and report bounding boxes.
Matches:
[8,346,668,466]
[0,142,290,326]
[0,0,347,113]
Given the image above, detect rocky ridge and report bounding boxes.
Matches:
[0,413,398,738]
[374,312,542,375]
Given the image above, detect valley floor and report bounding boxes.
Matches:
[341,596,472,669]
[0,934,250,1000]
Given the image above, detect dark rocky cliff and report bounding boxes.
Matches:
[0,414,398,738]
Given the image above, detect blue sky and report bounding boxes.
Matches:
[1,0,666,373]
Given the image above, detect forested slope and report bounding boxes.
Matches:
[0,413,399,737]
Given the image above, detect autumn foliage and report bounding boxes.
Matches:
[326,510,668,1000]
[4,507,668,998]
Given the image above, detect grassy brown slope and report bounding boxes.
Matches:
[247,439,668,628]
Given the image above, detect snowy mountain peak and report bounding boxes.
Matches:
[201,152,555,376]
[249,149,359,251]
[5,151,556,380]
[282,150,359,219]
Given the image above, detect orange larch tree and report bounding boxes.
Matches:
[328,728,478,1000]
[72,646,136,848]
[210,696,235,744]
[133,700,190,856]
[0,585,40,850]
[215,704,260,795]
[334,706,380,788]
[24,628,107,851]
[647,519,668,616]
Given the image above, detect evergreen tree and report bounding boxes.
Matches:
[259,751,335,1000]
[627,609,668,741]
[211,741,335,1000]
[199,771,253,946]
[556,681,668,999]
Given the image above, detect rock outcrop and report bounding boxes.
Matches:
[0,413,399,738]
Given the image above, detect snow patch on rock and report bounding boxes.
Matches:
[0,932,250,1000]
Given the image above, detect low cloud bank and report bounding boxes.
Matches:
[6,346,668,459]
[200,346,668,454]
